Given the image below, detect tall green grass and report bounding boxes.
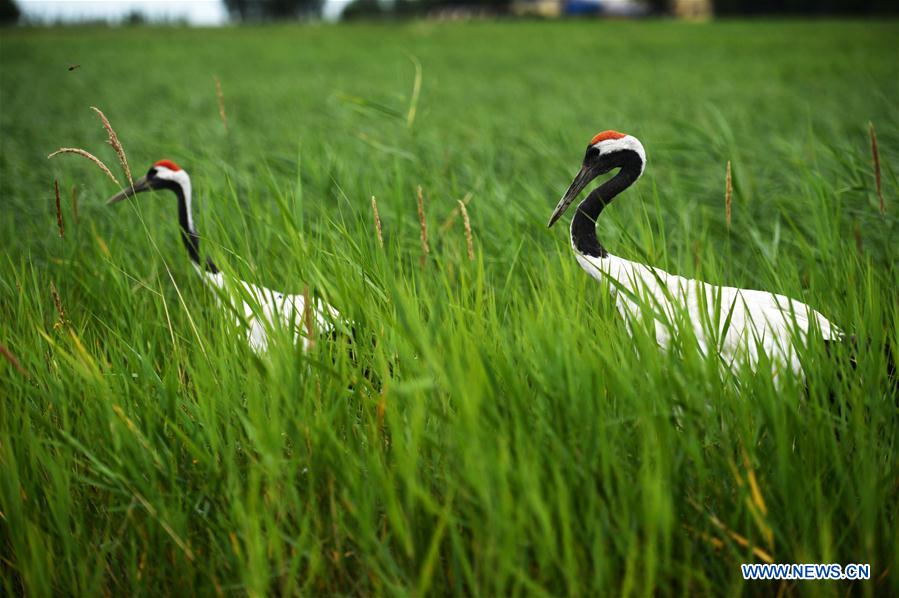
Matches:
[1,20,897,596]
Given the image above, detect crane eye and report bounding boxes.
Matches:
[147,168,157,178]
[585,147,600,162]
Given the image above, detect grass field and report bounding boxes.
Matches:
[1,19,897,596]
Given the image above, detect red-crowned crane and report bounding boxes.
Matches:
[107,160,341,354]
[547,130,843,380]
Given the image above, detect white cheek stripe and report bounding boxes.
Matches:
[593,136,646,176]
[175,171,194,233]
[156,167,195,232]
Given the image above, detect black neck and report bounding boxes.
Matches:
[570,153,643,258]
[159,180,219,274]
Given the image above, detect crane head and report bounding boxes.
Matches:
[547,131,646,228]
[106,160,189,204]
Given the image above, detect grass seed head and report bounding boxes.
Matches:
[371,196,384,248]
[725,160,733,230]
[458,199,474,261]
[439,191,472,234]
[91,106,132,186]
[48,148,120,187]
[416,185,429,266]
[54,179,64,238]
[50,281,69,331]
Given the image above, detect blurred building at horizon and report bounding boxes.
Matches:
[512,0,646,18]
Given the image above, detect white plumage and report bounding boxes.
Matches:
[575,253,840,378]
[549,131,842,379]
[196,266,340,354]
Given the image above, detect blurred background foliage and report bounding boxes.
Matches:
[0,0,21,26]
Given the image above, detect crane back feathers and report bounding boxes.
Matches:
[576,253,842,378]
[195,265,341,354]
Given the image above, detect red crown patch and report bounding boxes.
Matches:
[153,159,182,171]
[590,130,627,145]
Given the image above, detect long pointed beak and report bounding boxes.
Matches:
[547,165,596,228]
[106,175,152,205]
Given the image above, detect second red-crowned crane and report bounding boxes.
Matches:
[547,130,843,380]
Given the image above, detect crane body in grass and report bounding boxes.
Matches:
[547,131,842,379]
[107,160,341,354]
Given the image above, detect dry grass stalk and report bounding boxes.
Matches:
[739,447,773,549]
[438,191,473,234]
[686,497,774,564]
[50,281,69,331]
[869,122,884,215]
[416,185,430,267]
[0,342,29,377]
[303,285,315,349]
[682,523,776,578]
[215,76,228,132]
[707,511,774,563]
[683,524,725,551]
[48,148,120,187]
[740,451,767,518]
[458,200,474,261]
[725,160,732,230]
[71,185,79,223]
[371,196,383,248]
[91,106,132,186]
[54,179,64,238]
